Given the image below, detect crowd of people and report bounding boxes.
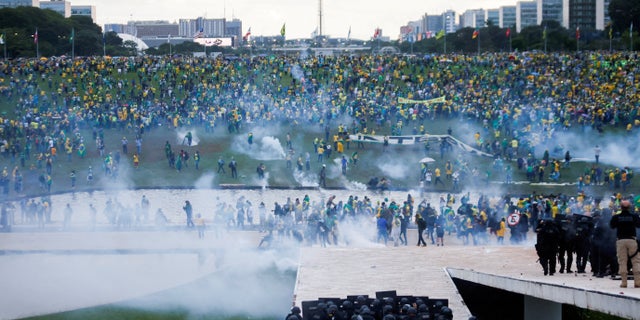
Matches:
[0,51,638,196]
[1,52,639,290]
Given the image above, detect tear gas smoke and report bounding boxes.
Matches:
[293,169,319,187]
[232,136,286,161]
[176,129,200,146]
[291,65,305,82]
[193,172,217,189]
[2,186,615,318]
[377,160,413,180]
[338,176,368,191]
[533,130,640,169]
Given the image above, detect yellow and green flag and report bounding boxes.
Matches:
[280,23,286,37]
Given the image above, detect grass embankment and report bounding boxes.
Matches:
[0,63,636,200]
[0,117,634,201]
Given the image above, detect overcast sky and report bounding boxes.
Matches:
[76,0,518,40]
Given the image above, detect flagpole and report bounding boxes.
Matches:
[102,33,106,57]
[71,27,75,59]
[543,25,547,53]
[631,23,634,51]
[2,32,6,60]
[444,31,446,54]
[443,17,447,54]
[609,25,612,52]
[35,27,39,58]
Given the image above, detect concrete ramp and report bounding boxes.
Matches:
[448,268,640,319]
[294,245,640,320]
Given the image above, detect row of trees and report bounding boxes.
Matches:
[398,20,637,54]
[0,6,134,58]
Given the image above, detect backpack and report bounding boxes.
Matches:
[418,218,427,230]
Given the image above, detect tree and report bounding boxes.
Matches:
[609,0,640,34]
[0,6,128,57]
[123,40,138,56]
[73,29,102,56]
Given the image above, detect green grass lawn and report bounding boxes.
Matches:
[0,61,637,201]
[0,115,634,201]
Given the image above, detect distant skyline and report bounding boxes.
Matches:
[73,0,518,39]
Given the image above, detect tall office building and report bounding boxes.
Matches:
[0,0,39,8]
[595,0,610,30]
[104,24,125,34]
[486,9,500,26]
[39,0,70,17]
[567,0,596,30]
[500,5,517,28]
[565,0,609,30]
[517,1,538,32]
[407,20,421,40]
[421,13,444,35]
[461,9,486,28]
[70,5,95,22]
[135,23,179,38]
[225,18,242,40]
[179,18,225,37]
[537,0,566,27]
[443,10,457,33]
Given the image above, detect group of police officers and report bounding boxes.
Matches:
[535,199,640,288]
[287,294,453,320]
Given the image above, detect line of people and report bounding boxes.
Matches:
[535,198,640,288]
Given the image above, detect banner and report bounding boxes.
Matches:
[398,96,446,105]
[194,37,233,47]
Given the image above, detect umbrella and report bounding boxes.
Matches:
[419,157,436,164]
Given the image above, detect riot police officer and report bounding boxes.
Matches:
[535,218,560,275]
[574,214,594,273]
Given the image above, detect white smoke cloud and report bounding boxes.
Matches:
[533,129,640,169]
[293,169,320,187]
[193,172,217,189]
[176,129,200,146]
[232,135,286,161]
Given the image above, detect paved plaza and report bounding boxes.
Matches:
[1,228,639,319]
